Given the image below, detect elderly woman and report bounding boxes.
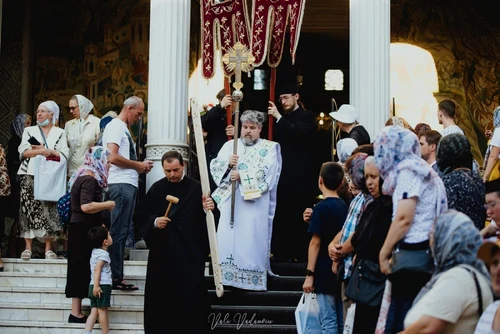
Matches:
[475,239,500,333]
[337,138,358,165]
[483,107,500,182]
[17,101,69,260]
[345,156,392,333]
[374,125,447,333]
[403,210,493,333]
[437,133,486,230]
[330,104,371,146]
[65,95,101,178]
[65,146,115,323]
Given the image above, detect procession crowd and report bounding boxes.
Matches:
[0,86,500,334]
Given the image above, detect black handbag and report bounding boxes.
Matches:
[345,258,386,307]
[389,243,434,276]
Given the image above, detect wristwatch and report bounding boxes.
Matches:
[305,269,314,277]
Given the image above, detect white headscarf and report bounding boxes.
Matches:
[75,94,94,120]
[39,101,60,125]
[337,138,358,164]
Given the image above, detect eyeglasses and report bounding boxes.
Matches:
[485,201,499,210]
[279,95,294,102]
[68,106,79,111]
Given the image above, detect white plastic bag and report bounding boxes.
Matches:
[375,280,392,334]
[295,293,322,334]
[33,155,67,202]
[343,303,356,334]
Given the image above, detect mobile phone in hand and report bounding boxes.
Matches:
[28,136,41,146]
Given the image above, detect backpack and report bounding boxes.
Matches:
[57,191,71,227]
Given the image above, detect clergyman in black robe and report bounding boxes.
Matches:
[140,151,211,333]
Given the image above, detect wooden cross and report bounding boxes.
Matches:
[222,42,255,228]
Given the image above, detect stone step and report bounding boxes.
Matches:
[1,258,147,276]
[0,303,144,324]
[0,320,144,333]
[0,303,296,326]
[211,324,298,333]
[0,271,303,293]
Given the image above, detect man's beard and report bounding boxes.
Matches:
[242,136,258,146]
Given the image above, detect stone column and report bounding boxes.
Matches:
[146,0,191,191]
[349,0,390,140]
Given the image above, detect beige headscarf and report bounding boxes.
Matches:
[75,94,94,120]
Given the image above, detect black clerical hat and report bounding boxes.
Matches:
[278,84,299,96]
[485,178,500,194]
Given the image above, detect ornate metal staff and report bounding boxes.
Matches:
[222,42,255,228]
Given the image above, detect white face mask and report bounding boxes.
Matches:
[37,118,50,127]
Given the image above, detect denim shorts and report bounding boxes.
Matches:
[88,284,112,308]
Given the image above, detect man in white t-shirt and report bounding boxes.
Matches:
[102,96,153,290]
[437,99,465,137]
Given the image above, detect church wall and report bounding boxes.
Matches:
[391,0,500,163]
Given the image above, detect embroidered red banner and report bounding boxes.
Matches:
[200,0,251,79]
[251,0,306,68]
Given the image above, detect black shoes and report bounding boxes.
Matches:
[68,313,88,323]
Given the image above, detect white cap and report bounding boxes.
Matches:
[329,104,358,124]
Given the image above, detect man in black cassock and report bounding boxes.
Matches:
[268,84,318,261]
[141,150,213,333]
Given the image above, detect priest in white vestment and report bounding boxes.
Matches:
[210,110,282,291]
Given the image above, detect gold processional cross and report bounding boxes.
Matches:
[222,42,255,228]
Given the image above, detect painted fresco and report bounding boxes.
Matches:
[392,0,500,163]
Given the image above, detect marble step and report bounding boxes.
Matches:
[1,258,148,276]
[212,324,298,333]
[0,303,144,324]
[0,320,144,333]
[0,303,296,326]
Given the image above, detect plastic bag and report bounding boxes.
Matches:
[343,303,356,334]
[295,293,322,334]
[33,155,67,202]
[375,280,392,334]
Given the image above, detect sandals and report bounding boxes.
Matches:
[21,250,32,260]
[45,250,58,259]
[112,280,139,291]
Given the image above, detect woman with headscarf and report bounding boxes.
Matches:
[17,101,69,260]
[5,114,31,256]
[346,156,392,333]
[337,138,358,165]
[374,126,447,333]
[65,146,115,323]
[385,116,416,134]
[483,107,500,182]
[327,152,374,317]
[402,210,493,333]
[65,95,101,178]
[437,133,486,230]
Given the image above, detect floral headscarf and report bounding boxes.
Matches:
[348,153,368,193]
[413,209,490,306]
[374,126,435,196]
[67,146,110,192]
[337,138,358,164]
[10,114,30,139]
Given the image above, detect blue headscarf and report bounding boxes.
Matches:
[10,114,30,139]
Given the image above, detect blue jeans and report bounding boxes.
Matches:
[107,183,137,282]
[317,293,344,334]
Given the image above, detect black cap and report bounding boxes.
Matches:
[485,178,500,194]
[278,84,299,96]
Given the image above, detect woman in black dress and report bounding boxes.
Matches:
[65,146,115,323]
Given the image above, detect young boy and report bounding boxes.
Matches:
[85,226,113,334]
[302,162,348,333]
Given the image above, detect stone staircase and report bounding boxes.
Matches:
[0,256,305,333]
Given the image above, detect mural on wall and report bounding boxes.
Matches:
[33,0,151,135]
[392,0,500,163]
